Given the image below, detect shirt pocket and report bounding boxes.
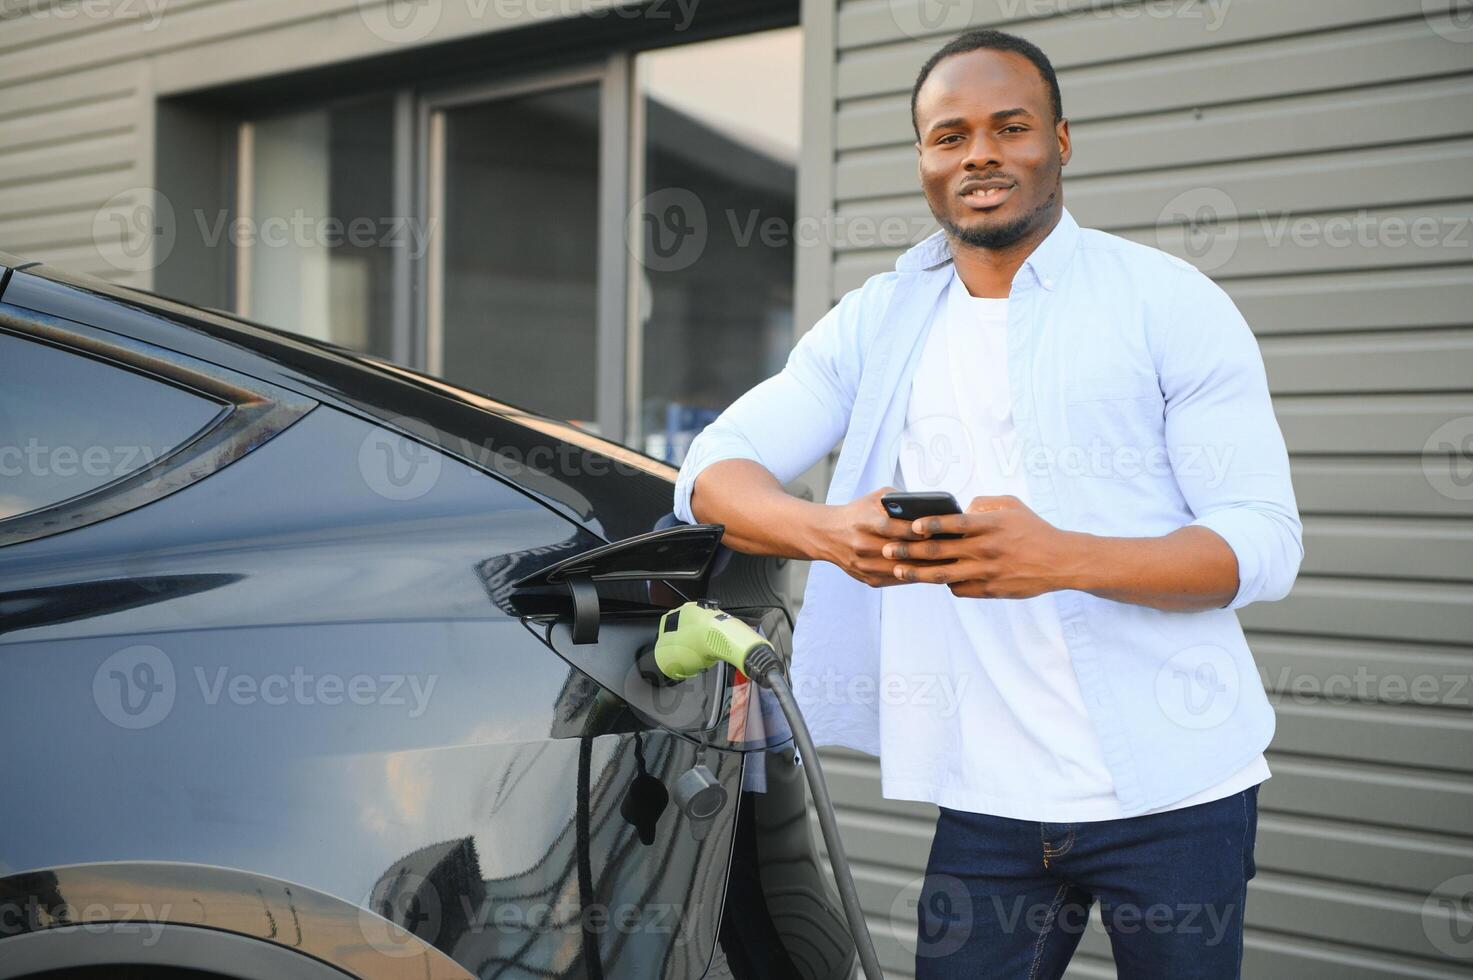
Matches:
[1063,372,1162,405]
[1061,372,1167,479]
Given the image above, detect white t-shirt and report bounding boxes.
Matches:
[877,268,1269,822]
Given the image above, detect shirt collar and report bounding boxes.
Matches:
[893,205,1080,292]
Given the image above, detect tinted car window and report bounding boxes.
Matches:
[0,332,226,520]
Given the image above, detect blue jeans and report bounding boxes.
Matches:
[914,786,1259,980]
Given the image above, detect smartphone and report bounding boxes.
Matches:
[881,491,963,539]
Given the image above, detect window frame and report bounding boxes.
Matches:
[0,307,317,548]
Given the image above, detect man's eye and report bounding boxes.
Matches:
[1001,125,1026,134]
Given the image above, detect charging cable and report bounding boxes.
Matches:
[647,599,885,980]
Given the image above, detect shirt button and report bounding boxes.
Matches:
[1042,278,1054,289]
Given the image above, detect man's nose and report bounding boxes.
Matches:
[961,132,1003,170]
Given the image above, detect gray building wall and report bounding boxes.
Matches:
[3,0,1472,977]
[803,1,1473,978]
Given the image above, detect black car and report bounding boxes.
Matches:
[0,253,856,980]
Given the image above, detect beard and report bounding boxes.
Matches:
[939,187,1057,249]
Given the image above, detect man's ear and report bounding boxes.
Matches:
[1056,118,1072,167]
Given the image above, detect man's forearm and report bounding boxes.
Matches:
[1065,525,1239,612]
[688,459,828,561]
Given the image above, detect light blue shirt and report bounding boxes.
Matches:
[673,206,1304,815]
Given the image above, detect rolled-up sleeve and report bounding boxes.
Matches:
[672,287,868,525]
[1159,265,1305,609]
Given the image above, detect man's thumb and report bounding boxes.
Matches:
[966,494,1021,513]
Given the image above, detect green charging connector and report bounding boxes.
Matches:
[651,599,781,685]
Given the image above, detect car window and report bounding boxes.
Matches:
[0,332,227,521]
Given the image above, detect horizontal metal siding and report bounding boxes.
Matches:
[0,57,155,284]
[817,2,1473,977]
[0,0,642,284]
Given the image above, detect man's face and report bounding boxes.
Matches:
[913,48,1071,250]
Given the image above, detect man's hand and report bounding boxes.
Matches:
[812,486,952,589]
[881,495,1087,599]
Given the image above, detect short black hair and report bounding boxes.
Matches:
[910,29,1064,142]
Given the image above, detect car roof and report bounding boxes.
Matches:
[0,258,679,542]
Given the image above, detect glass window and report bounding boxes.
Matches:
[242,96,396,359]
[631,28,802,464]
[0,334,225,520]
[436,83,602,427]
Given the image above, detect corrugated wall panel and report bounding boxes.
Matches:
[0,0,649,286]
[0,57,154,284]
[819,2,1473,976]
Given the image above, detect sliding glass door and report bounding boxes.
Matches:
[425,72,607,431]
[241,26,802,456]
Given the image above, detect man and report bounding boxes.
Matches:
[672,28,1302,980]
